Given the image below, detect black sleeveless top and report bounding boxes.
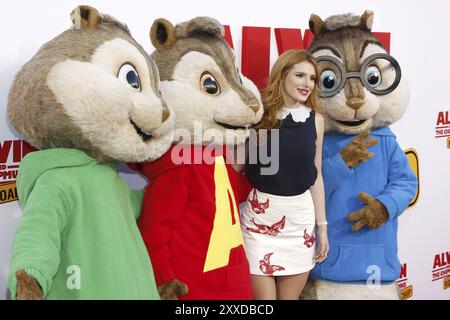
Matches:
[246,108,318,196]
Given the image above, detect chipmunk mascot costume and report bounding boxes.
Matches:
[7,5,174,299]
[303,10,418,299]
[129,17,263,300]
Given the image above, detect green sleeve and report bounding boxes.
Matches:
[8,183,69,299]
[130,189,145,220]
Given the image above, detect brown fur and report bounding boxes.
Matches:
[311,10,373,34]
[175,16,224,38]
[157,279,189,300]
[7,8,152,162]
[307,12,402,231]
[307,25,382,118]
[150,18,177,52]
[309,14,325,36]
[303,10,406,300]
[334,132,389,232]
[347,192,389,231]
[70,5,102,29]
[306,11,401,136]
[15,269,43,300]
[9,5,174,300]
[360,10,374,31]
[146,16,262,298]
[300,277,318,300]
[308,25,382,70]
[339,130,378,168]
[150,17,257,108]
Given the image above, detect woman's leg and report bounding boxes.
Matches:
[251,275,277,300]
[276,272,310,300]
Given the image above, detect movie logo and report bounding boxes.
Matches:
[397,263,413,299]
[435,111,450,149]
[432,251,450,290]
[0,140,34,204]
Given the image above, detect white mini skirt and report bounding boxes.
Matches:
[241,188,316,276]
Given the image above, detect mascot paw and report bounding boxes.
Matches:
[340,130,378,168]
[347,192,389,231]
[15,269,43,300]
[158,279,189,300]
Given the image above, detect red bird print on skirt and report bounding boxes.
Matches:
[259,252,285,275]
[248,189,269,214]
[246,216,286,236]
[303,228,315,248]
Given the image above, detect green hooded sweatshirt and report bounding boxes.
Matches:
[8,148,160,300]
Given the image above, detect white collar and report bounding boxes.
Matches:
[279,106,311,123]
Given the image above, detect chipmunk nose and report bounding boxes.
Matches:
[346,98,365,110]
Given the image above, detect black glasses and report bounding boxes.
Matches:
[316,53,402,98]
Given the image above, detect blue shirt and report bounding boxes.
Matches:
[311,127,418,283]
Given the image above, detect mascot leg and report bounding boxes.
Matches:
[302,278,400,300]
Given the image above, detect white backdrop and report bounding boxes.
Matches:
[0,0,449,300]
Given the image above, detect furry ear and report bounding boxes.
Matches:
[175,17,224,38]
[150,18,177,52]
[70,5,103,29]
[309,14,326,36]
[360,10,374,31]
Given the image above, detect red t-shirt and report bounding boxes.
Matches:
[130,144,253,300]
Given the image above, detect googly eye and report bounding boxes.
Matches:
[365,66,382,87]
[200,72,221,96]
[118,63,141,91]
[320,70,338,92]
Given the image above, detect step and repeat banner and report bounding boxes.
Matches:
[0,0,448,299]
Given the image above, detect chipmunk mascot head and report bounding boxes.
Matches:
[130,16,263,300]
[7,5,173,300]
[302,10,418,299]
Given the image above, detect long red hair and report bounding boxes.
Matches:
[255,50,320,130]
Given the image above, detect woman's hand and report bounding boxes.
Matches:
[314,225,329,263]
[230,141,248,173]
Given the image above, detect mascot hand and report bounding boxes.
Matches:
[347,192,389,231]
[15,269,43,300]
[158,279,189,300]
[340,130,378,168]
